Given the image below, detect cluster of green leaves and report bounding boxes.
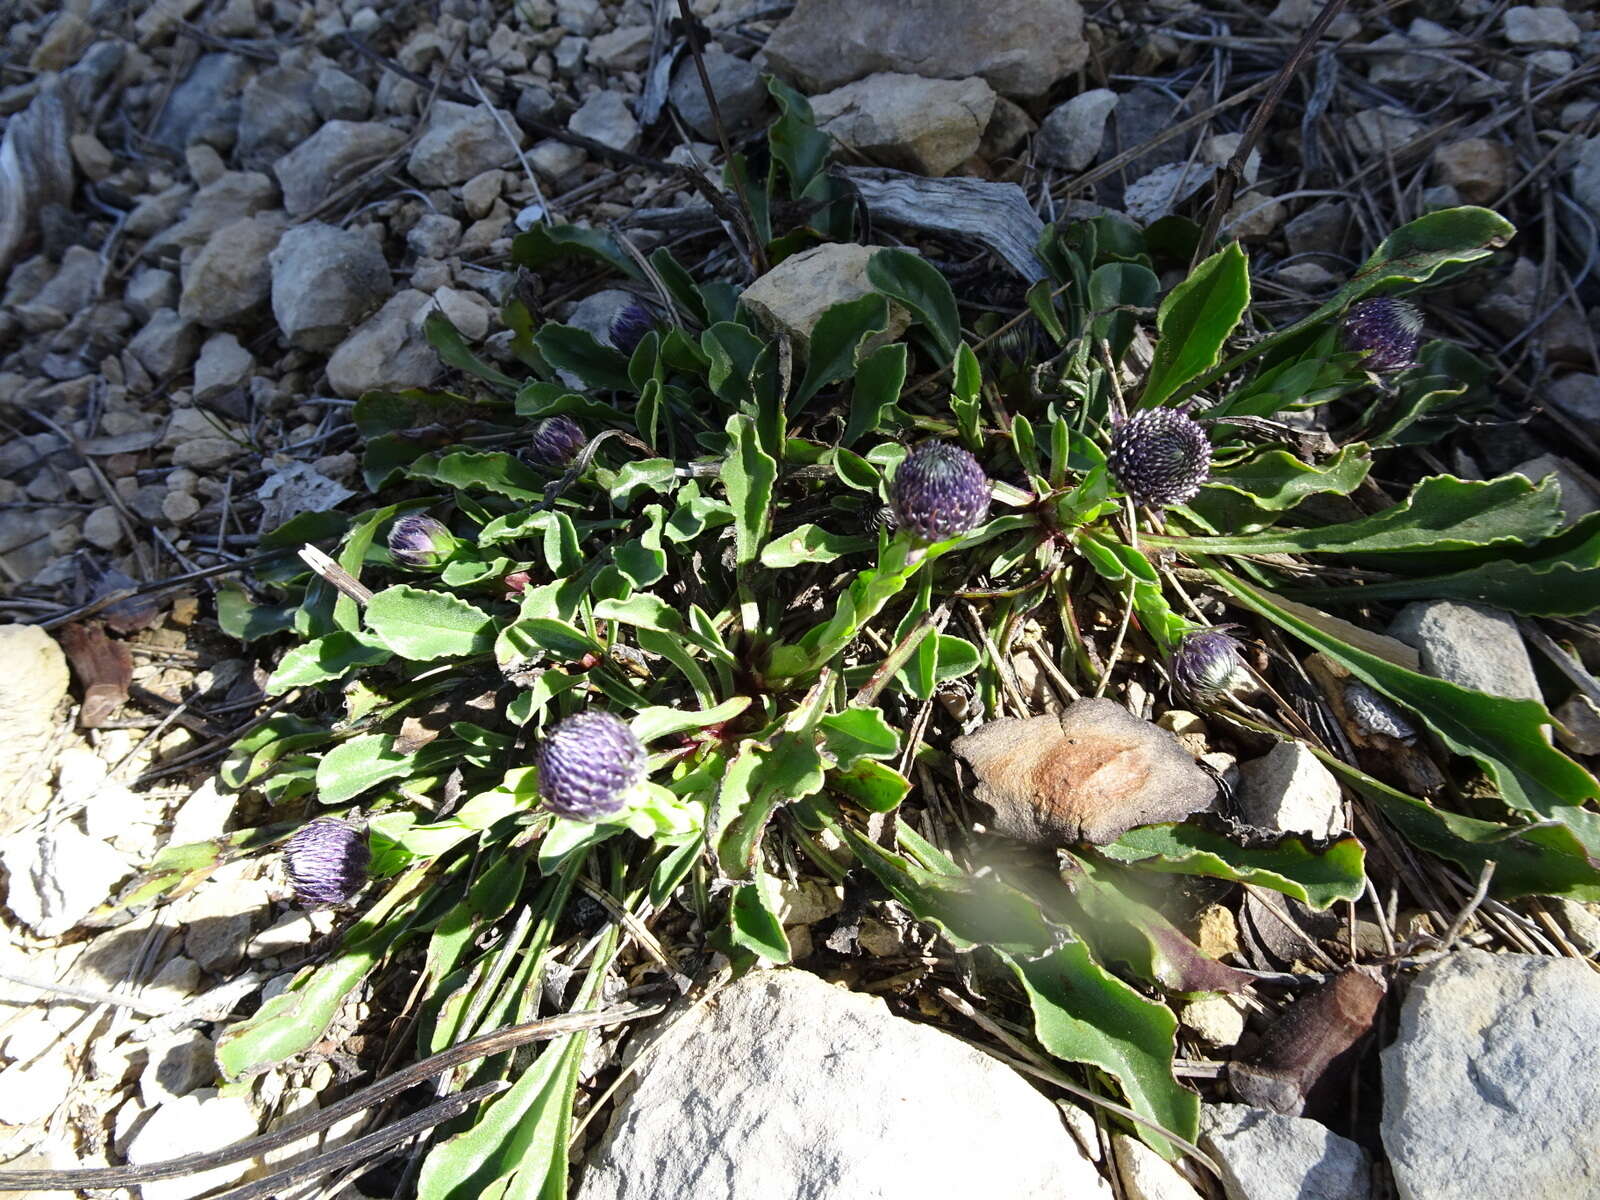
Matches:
[183,85,1600,1188]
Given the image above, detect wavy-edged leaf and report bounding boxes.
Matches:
[407,450,548,503]
[532,323,633,392]
[423,311,519,392]
[844,340,907,448]
[1203,444,1371,512]
[510,223,642,280]
[1097,822,1367,911]
[759,523,873,568]
[868,248,959,363]
[721,413,776,569]
[793,293,890,410]
[1212,570,1600,852]
[366,585,494,661]
[267,631,391,694]
[1162,473,1563,557]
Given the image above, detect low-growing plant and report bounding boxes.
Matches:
[133,80,1600,1192]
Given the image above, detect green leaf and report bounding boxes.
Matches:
[1318,752,1600,902]
[728,871,792,963]
[423,310,520,392]
[408,450,549,503]
[1340,205,1514,303]
[819,707,900,764]
[827,758,910,812]
[867,248,959,363]
[631,696,751,743]
[267,631,391,694]
[1202,444,1371,512]
[1097,823,1367,911]
[950,342,982,448]
[1088,261,1159,365]
[721,413,777,569]
[1138,242,1249,409]
[216,586,297,643]
[316,733,423,804]
[593,592,683,634]
[365,585,494,661]
[717,733,826,879]
[1002,946,1198,1160]
[1212,570,1600,852]
[793,293,890,410]
[759,524,874,568]
[844,341,907,448]
[217,867,433,1077]
[532,323,633,392]
[1164,474,1564,557]
[510,223,642,280]
[766,75,830,197]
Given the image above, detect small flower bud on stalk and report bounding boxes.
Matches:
[387,514,460,568]
[528,415,587,468]
[608,301,656,356]
[1341,297,1423,373]
[890,441,991,544]
[1107,409,1212,509]
[283,818,370,907]
[1171,627,1251,702]
[537,711,648,821]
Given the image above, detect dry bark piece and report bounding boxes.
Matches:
[58,621,133,728]
[953,697,1216,846]
[1228,966,1387,1116]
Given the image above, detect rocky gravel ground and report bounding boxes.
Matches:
[0,0,1597,1196]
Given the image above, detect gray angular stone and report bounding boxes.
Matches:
[193,331,253,399]
[738,243,912,356]
[810,73,996,177]
[311,66,371,122]
[1114,1133,1202,1200]
[1573,136,1600,223]
[127,1090,259,1200]
[667,44,767,139]
[576,969,1109,1200]
[1382,950,1600,1200]
[269,222,392,351]
[568,90,638,153]
[179,213,287,328]
[408,100,521,186]
[326,289,443,398]
[147,171,277,258]
[1235,741,1343,839]
[273,120,408,217]
[1201,1104,1370,1200]
[14,245,102,333]
[237,67,318,169]
[174,876,271,973]
[1502,5,1580,47]
[1388,600,1542,704]
[1036,88,1118,171]
[1284,202,1349,256]
[128,308,202,379]
[1549,373,1600,425]
[764,0,1088,99]
[150,53,249,151]
[0,626,69,827]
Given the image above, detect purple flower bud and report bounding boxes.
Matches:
[608,301,655,356]
[1342,297,1423,373]
[865,504,899,535]
[387,514,459,568]
[537,711,647,821]
[890,441,991,543]
[283,818,370,907]
[529,415,587,468]
[1107,409,1211,508]
[1171,627,1248,701]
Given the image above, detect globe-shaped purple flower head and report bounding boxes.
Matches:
[284,818,370,907]
[1171,627,1248,701]
[608,301,656,356]
[1107,409,1211,508]
[387,514,458,568]
[537,711,647,821]
[529,415,587,468]
[890,441,991,543]
[1342,298,1422,373]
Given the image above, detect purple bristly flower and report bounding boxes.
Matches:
[1171,627,1249,701]
[536,711,647,821]
[283,818,370,907]
[1106,408,1212,508]
[528,415,587,467]
[608,301,656,356]
[387,514,459,568]
[1341,297,1423,373]
[890,441,991,543]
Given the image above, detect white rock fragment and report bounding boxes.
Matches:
[1235,741,1343,839]
[0,824,134,936]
